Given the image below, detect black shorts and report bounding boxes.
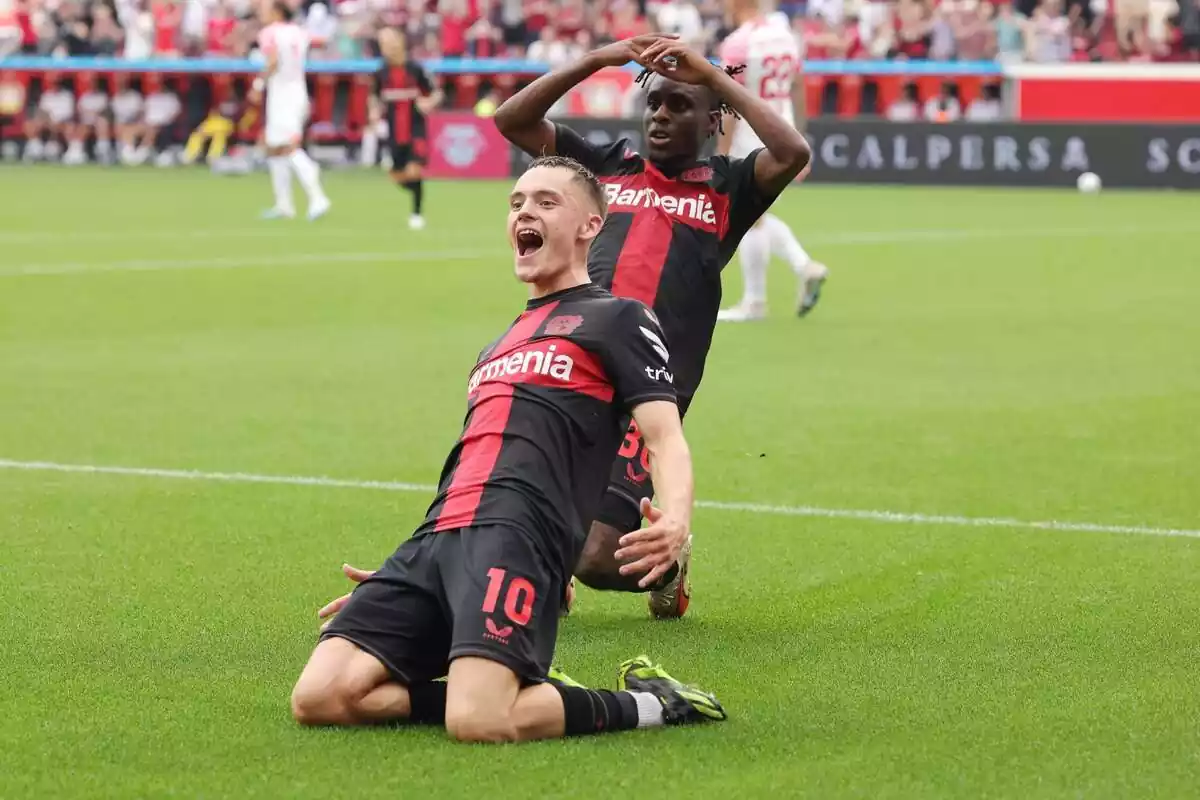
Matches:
[596,396,692,534]
[320,525,561,685]
[389,139,427,170]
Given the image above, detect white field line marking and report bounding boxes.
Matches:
[0,225,1174,279]
[1,458,1196,540]
[0,249,501,277]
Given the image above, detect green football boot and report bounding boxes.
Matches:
[617,655,727,724]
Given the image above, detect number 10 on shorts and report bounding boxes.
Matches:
[482,568,536,626]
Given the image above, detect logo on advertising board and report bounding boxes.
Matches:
[436,123,486,168]
[800,121,1199,189]
[429,113,510,179]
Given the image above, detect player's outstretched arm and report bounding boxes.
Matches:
[494,33,679,157]
[616,400,693,588]
[639,41,811,196]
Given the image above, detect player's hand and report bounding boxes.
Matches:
[614,498,688,589]
[247,87,263,106]
[317,563,375,631]
[636,41,722,87]
[590,33,680,69]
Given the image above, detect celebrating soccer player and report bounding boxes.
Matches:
[250,0,330,221]
[316,36,811,621]
[716,0,829,322]
[291,157,725,742]
[490,34,811,617]
[373,27,443,230]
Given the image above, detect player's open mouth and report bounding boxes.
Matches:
[516,228,544,257]
[648,129,671,144]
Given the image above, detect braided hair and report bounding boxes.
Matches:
[634,64,747,135]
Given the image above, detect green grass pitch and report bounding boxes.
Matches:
[2,166,1198,798]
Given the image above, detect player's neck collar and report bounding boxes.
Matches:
[647,155,703,179]
[526,281,596,308]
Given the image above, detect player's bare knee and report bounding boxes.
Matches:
[444,710,518,744]
[290,680,348,726]
[574,522,628,589]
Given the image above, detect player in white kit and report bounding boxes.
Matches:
[716,0,828,322]
[250,0,330,221]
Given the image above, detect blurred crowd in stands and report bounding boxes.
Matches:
[1,0,1197,64]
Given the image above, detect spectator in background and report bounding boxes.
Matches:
[528,23,572,66]
[1026,0,1072,60]
[91,2,125,55]
[23,76,74,161]
[120,0,155,59]
[923,80,962,119]
[0,0,21,58]
[886,81,921,120]
[439,0,470,58]
[965,80,1004,119]
[928,0,958,59]
[152,0,181,55]
[655,0,705,46]
[466,2,503,57]
[1115,0,1150,53]
[857,0,896,57]
[557,0,587,38]
[205,1,237,56]
[523,0,550,43]
[608,0,648,39]
[954,0,997,58]
[66,74,112,164]
[992,0,1027,60]
[893,0,933,57]
[62,17,94,55]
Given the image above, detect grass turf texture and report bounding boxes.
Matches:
[1,167,1198,798]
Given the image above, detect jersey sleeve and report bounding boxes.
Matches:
[258,25,276,56]
[414,65,435,96]
[712,151,778,255]
[553,123,634,176]
[600,301,678,414]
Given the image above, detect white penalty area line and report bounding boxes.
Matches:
[0,225,1174,279]
[1,458,1196,541]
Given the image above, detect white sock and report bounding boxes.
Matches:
[761,214,811,274]
[289,149,327,203]
[268,156,295,215]
[737,225,771,307]
[629,692,665,728]
[360,129,378,166]
[96,139,112,156]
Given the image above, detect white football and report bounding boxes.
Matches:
[1077,172,1102,194]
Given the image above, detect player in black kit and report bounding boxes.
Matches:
[291,157,726,743]
[492,36,811,618]
[375,27,441,230]
[317,37,810,622]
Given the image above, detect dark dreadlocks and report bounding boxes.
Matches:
[634,64,747,135]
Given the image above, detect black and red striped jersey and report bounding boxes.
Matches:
[376,60,434,144]
[415,284,677,572]
[553,124,778,406]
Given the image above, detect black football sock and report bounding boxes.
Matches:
[402,180,423,215]
[554,684,643,735]
[407,681,447,724]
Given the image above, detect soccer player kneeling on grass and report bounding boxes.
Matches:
[291,156,725,742]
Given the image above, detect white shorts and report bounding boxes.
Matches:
[265,92,310,147]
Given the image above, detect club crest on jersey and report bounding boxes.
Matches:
[680,166,713,183]
[544,315,584,336]
[467,344,574,394]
